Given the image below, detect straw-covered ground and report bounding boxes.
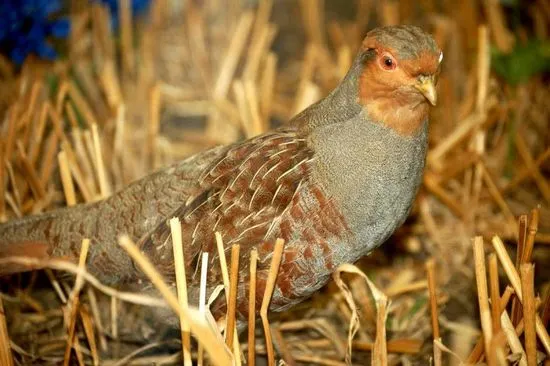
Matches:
[0,0,549,365]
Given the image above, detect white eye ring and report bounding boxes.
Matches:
[439,52,443,63]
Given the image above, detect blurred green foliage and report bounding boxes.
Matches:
[499,0,518,6]
[491,39,550,85]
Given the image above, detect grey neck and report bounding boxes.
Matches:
[292,52,367,133]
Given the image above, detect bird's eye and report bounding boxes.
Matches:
[380,54,397,70]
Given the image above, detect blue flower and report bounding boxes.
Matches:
[93,0,152,29]
[0,0,70,65]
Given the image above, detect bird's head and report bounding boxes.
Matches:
[357,25,442,135]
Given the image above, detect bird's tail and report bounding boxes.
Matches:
[0,210,77,276]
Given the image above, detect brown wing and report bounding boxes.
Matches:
[137,128,313,284]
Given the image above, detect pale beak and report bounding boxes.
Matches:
[415,76,437,106]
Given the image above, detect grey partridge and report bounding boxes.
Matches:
[0,25,442,323]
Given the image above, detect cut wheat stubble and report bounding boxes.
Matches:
[226,244,240,349]
[426,259,441,366]
[260,238,285,366]
[520,264,537,366]
[214,232,242,364]
[492,236,550,355]
[169,217,192,366]
[248,248,258,366]
[117,235,233,365]
[0,296,13,366]
[472,236,494,366]
[333,263,388,366]
[63,238,90,366]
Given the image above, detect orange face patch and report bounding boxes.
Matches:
[360,95,430,136]
[357,55,436,135]
[356,30,440,136]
